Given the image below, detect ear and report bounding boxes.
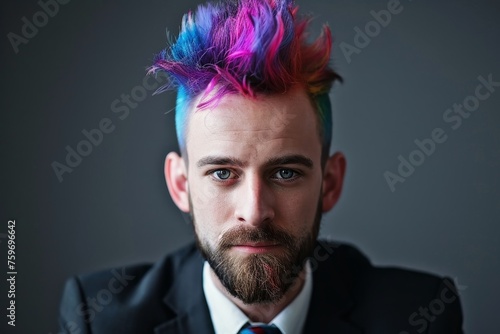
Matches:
[321,152,346,212]
[164,152,190,213]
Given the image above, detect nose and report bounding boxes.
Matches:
[233,174,275,227]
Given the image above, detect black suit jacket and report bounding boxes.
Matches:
[59,241,463,333]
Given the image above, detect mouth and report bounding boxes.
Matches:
[231,243,282,254]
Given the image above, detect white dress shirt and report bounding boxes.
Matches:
[203,260,313,334]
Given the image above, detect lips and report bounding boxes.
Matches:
[232,243,281,254]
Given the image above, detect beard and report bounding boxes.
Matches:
[191,197,322,305]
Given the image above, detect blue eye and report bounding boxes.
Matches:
[275,169,295,179]
[213,169,231,180]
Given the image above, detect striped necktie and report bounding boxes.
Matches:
[238,323,283,334]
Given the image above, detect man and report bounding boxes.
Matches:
[59,0,464,333]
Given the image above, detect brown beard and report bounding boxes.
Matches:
[192,197,322,304]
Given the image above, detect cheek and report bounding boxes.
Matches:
[191,189,231,219]
[189,179,233,240]
[188,175,224,209]
[281,173,323,227]
[276,190,320,231]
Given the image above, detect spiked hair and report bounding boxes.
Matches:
[149,0,341,159]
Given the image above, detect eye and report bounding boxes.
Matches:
[212,169,233,180]
[273,169,297,180]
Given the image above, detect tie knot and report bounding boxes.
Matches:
[238,323,283,334]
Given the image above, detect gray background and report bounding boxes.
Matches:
[1,0,499,333]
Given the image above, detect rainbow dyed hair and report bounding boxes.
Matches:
[149,0,341,162]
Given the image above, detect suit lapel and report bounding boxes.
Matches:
[302,242,363,334]
[154,249,215,334]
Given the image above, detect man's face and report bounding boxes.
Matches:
[185,87,325,304]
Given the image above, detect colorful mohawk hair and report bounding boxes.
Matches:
[149,0,341,159]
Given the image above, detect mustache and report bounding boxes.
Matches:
[218,225,295,249]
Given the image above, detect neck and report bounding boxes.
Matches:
[209,266,307,323]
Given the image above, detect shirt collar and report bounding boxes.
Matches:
[202,261,313,334]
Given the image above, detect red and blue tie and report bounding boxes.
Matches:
[238,324,283,334]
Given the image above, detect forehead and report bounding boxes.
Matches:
[185,87,322,163]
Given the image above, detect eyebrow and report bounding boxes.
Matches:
[264,155,314,169]
[196,154,313,169]
[197,156,246,168]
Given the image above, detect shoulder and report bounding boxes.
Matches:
[67,242,200,302]
[311,240,464,333]
[58,242,201,333]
